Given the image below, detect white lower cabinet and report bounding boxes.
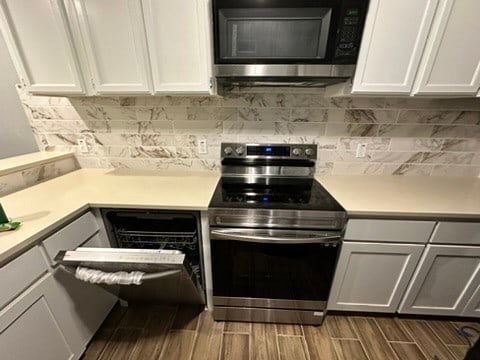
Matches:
[328,242,424,312]
[399,245,480,316]
[0,212,117,360]
[0,274,75,360]
[463,284,480,317]
[42,212,117,357]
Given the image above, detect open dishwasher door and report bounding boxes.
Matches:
[55,248,205,305]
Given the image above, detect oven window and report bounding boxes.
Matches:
[218,8,332,60]
[211,240,338,301]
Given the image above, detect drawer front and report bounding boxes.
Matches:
[0,246,48,309]
[344,219,436,243]
[41,212,99,265]
[430,222,480,245]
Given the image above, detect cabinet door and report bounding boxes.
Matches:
[142,0,212,94]
[69,0,153,94]
[327,242,424,312]
[413,0,480,95]
[463,284,480,318]
[0,274,74,360]
[0,0,85,94]
[351,0,438,94]
[399,245,480,316]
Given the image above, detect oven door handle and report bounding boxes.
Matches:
[210,229,341,244]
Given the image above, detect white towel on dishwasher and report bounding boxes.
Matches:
[75,266,144,285]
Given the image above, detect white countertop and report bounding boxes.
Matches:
[0,168,220,264]
[317,174,480,219]
[1,169,480,265]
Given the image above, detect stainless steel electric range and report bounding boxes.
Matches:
[208,143,346,325]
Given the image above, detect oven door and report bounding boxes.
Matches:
[55,248,205,305]
[210,228,340,311]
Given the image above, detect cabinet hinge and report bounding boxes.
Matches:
[209,77,214,89]
[90,78,96,89]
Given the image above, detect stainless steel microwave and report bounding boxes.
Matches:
[213,0,370,86]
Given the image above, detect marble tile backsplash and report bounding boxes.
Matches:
[0,156,78,196]
[17,85,480,177]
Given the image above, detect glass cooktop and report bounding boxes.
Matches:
[208,178,345,212]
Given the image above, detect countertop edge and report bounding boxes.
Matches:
[0,151,75,176]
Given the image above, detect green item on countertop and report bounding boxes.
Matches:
[0,221,21,232]
[0,204,8,224]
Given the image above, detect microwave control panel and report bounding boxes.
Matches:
[335,8,363,59]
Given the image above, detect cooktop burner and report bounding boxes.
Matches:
[209,178,344,212]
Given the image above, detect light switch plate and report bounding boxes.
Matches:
[77,138,88,153]
[356,143,367,158]
[198,139,207,154]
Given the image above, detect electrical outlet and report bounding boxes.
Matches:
[77,138,88,153]
[198,139,208,154]
[356,143,367,158]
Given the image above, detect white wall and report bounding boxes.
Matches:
[0,32,37,159]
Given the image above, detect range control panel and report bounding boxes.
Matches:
[221,143,317,160]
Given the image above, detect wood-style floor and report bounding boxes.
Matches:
[83,304,479,360]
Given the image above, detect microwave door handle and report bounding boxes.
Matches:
[210,230,340,244]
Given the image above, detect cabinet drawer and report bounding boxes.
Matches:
[430,222,480,245]
[344,219,435,243]
[41,212,99,265]
[0,246,48,309]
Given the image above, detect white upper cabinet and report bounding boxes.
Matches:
[351,0,439,95]
[142,0,212,94]
[68,0,153,94]
[413,0,480,95]
[0,0,85,94]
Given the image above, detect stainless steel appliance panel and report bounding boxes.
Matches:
[56,248,205,305]
[213,306,325,325]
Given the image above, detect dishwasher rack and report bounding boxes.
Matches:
[101,208,204,289]
[114,228,198,250]
[102,209,199,250]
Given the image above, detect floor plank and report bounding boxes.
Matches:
[221,333,250,360]
[129,306,176,360]
[448,345,470,360]
[327,316,358,339]
[304,324,337,360]
[400,320,457,360]
[427,320,468,346]
[277,336,309,360]
[98,327,142,360]
[349,317,398,360]
[84,304,478,360]
[170,305,202,331]
[117,305,151,329]
[332,339,368,360]
[251,322,279,360]
[452,321,480,344]
[276,323,303,336]
[160,330,197,360]
[191,311,225,360]
[375,317,413,342]
[82,328,114,360]
[390,342,427,360]
[224,321,252,334]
